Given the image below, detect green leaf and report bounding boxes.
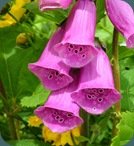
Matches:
[119,46,134,60]
[0,25,24,98]
[8,139,51,146]
[111,111,134,146]
[76,136,90,143]
[21,84,50,107]
[120,57,134,111]
[96,0,105,23]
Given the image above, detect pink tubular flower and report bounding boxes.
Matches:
[34,69,83,133]
[28,26,73,91]
[55,0,98,68]
[39,0,73,10]
[71,49,122,114]
[106,0,134,48]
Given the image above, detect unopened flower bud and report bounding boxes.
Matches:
[16,33,30,45]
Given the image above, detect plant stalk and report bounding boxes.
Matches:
[80,109,89,146]
[0,78,17,140]
[111,28,121,139]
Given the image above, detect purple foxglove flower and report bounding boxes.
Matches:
[106,0,134,48]
[28,26,73,91]
[71,49,122,114]
[54,0,98,68]
[34,69,83,133]
[39,0,73,10]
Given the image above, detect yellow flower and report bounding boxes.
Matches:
[28,116,42,127]
[0,0,31,28]
[28,115,81,145]
[42,126,81,146]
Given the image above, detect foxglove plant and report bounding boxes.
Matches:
[34,69,83,133]
[71,49,122,114]
[55,0,98,68]
[28,26,73,90]
[39,0,73,10]
[106,0,134,48]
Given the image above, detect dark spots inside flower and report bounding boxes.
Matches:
[59,118,64,123]
[93,89,97,92]
[93,107,96,111]
[70,44,73,48]
[68,48,71,51]
[87,94,92,99]
[99,89,104,93]
[82,54,85,58]
[48,74,53,79]
[98,98,103,102]
[55,115,60,120]
[74,50,78,54]
[67,113,73,117]
[53,111,57,115]
[55,71,59,76]
[79,47,83,51]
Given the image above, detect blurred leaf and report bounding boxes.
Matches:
[21,84,50,107]
[96,0,105,23]
[24,2,68,24]
[119,46,134,60]
[76,136,90,143]
[120,57,134,111]
[0,25,47,99]
[8,139,51,146]
[0,25,24,98]
[111,111,134,146]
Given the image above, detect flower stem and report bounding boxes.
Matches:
[80,109,89,146]
[0,77,17,140]
[111,28,121,139]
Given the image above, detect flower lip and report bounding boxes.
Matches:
[71,88,122,115]
[34,106,83,133]
[28,64,73,91]
[55,43,98,68]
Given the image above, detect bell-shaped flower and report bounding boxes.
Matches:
[34,69,83,133]
[71,49,122,114]
[106,0,134,48]
[28,26,73,90]
[55,0,98,68]
[39,0,73,11]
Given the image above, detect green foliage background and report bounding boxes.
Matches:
[0,1,134,146]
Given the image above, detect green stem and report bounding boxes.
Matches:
[0,78,17,140]
[111,28,121,139]
[80,109,89,146]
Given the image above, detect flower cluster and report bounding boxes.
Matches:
[28,0,134,134]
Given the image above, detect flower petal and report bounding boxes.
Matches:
[28,26,73,90]
[39,0,73,10]
[34,69,83,133]
[55,0,98,68]
[71,49,122,114]
[106,0,134,48]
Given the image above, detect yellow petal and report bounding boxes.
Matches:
[60,131,74,146]
[28,116,42,127]
[42,126,60,143]
[0,0,31,28]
